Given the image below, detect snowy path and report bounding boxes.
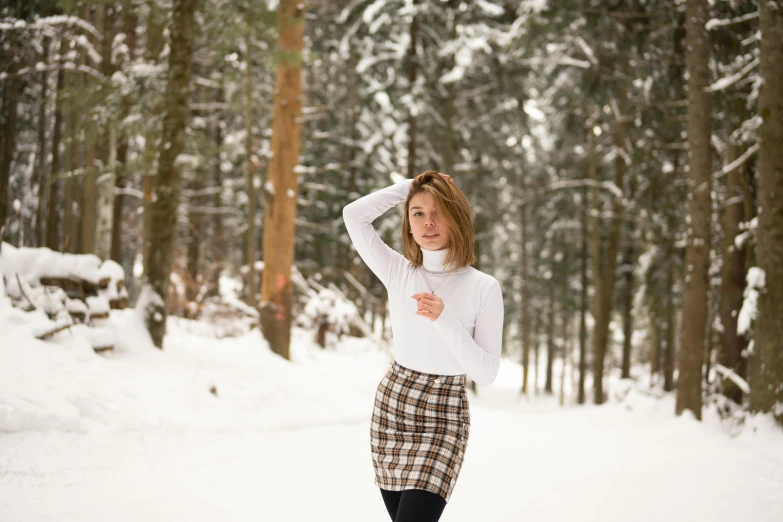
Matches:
[2,389,782,522]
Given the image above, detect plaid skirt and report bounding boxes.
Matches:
[370,360,471,503]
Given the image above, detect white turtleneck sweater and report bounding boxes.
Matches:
[342,178,503,386]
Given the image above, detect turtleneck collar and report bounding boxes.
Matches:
[421,247,449,273]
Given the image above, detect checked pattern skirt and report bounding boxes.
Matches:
[370,360,471,503]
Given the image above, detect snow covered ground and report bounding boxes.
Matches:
[1,306,782,521]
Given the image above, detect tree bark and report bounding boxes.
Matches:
[185,175,203,310]
[95,126,116,260]
[35,40,50,247]
[81,139,97,254]
[112,1,138,263]
[141,1,167,274]
[621,238,635,379]
[588,113,603,403]
[589,103,625,405]
[244,8,258,307]
[259,0,305,360]
[677,0,711,420]
[719,143,748,403]
[94,1,116,261]
[545,274,555,395]
[578,174,588,404]
[650,311,661,379]
[47,45,65,251]
[406,0,418,179]
[533,311,541,394]
[63,63,77,253]
[208,105,224,297]
[520,180,531,395]
[751,0,783,423]
[663,241,676,392]
[0,49,19,234]
[144,0,197,348]
[81,2,97,255]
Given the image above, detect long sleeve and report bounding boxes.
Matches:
[432,279,503,386]
[342,178,414,288]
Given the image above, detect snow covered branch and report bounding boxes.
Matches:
[706,11,759,31]
[713,364,750,395]
[707,58,759,92]
[712,143,759,180]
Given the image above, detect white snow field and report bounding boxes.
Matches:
[1,306,782,522]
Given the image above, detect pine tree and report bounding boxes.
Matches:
[144,0,198,348]
[260,0,306,359]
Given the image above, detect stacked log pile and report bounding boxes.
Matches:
[0,242,128,352]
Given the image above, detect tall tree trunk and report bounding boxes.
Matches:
[95,126,116,260]
[0,49,19,234]
[112,0,139,263]
[259,0,305,360]
[63,64,77,253]
[621,239,635,379]
[35,40,50,247]
[588,113,603,402]
[406,0,418,179]
[578,175,588,404]
[47,47,65,251]
[112,144,127,262]
[533,311,541,394]
[650,311,661,380]
[65,33,87,254]
[589,103,625,405]
[81,141,97,254]
[559,312,570,407]
[520,184,531,395]
[244,8,258,307]
[443,81,455,174]
[185,176,203,310]
[144,0,197,348]
[663,242,676,392]
[719,143,748,403]
[545,277,555,394]
[751,0,783,423]
[94,1,116,260]
[677,0,711,420]
[559,243,571,405]
[209,106,224,297]
[81,2,97,255]
[142,152,155,272]
[141,0,167,274]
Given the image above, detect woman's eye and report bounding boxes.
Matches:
[414,212,423,217]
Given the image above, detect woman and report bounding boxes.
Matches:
[342,170,504,521]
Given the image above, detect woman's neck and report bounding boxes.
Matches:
[421,247,449,273]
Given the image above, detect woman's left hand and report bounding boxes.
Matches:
[411,292,444,322]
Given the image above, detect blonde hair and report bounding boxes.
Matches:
[402,170,476,271]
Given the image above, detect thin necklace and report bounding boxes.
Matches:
[420,267,452,296]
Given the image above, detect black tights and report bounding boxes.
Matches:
[379,488,447,522]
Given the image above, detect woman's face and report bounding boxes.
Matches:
[408,191,450,251]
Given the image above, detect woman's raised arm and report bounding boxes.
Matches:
[342,178,414,288]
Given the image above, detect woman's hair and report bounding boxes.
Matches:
[402,170,476,271]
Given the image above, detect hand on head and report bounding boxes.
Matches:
[437,173,455,185]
